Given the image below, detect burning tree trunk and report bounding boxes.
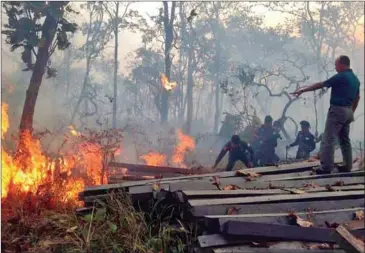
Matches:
[161,1,176,123]
[18,14,58,148]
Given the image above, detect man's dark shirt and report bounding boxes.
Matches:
[215,141,254,166]
[256,125,281,149]
[323,69,360,107]
[289,131,316,153]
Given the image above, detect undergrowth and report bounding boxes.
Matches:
[1,191,196,253]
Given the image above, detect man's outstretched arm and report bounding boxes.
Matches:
[213,147,228,168]
[291,82,324,96]
[291,73,341,97]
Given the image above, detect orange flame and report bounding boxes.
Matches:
[172,129,195,167]
[160,73,177,91]
[140,152,167,166]
[2,103,9,139]
[1,102,105,207]
[139,129,195,168]
[68,125,80,137]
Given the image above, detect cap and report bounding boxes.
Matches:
[264,115,273,123]
[231,135,240,144]
[300,120,310,128]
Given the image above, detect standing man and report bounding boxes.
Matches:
[286,120,316,160]
[213,135,254,171]
[291,55,360,174]
[255,116,281,166]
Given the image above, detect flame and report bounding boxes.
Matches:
[172,129,195,167]
[2,103,9,139]
[140,152,167,166]
[160,73,177,91]
[139,129,195,168]
[68,125,80,137]
[1,102,105,208]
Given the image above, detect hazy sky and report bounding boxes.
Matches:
[72,2,289,75]
[2,2,363,75]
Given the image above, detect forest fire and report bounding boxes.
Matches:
[160,73,177,91]
[1,103,105,210]
[139,129,195,168]
[140,152,167,166]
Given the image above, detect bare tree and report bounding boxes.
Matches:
[103,2,132,128]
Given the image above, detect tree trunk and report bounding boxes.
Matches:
[213,43,221,134]
[161,1,176,123]
[65,48,71,98]
[18,14,58,141]
[186,47,194,133]
[70,57,91,124]
[112,2,119,128]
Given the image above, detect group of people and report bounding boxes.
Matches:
[213,115,317,171]
[213,55,361,175]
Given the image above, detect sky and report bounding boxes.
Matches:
[71,2,289,75]
[2,2,363,76]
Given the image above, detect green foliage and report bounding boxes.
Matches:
[2,1,78,75]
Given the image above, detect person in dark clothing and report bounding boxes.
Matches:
[255,116,282,166]
[286,121,316,160]
[291,55,360,174]
[213,135,254,171]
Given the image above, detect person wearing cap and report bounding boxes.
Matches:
[286,120,316,160]
[291,55,360,174]
[254,115,282,166]
[213,135,254,171]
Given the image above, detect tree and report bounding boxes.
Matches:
[160,1,177,123]
[70,2,112,125]
[266,2,364,130]
[103,2,133,128]
[2,2,77,146]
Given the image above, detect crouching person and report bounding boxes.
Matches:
[213,135,254,171]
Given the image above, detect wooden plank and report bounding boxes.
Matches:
[198,234,248,248]
[169,176,365,192]
[183,189,286,199]
[108,159,343,184]
[199,235,345,250]
[213,246,346,253]
[81,166,355,197]
[204,208,364,232]
[191,199,365,217]
[108,162,193,174]
[80,183,169,202]
[270,170,364,182]
[221,220,356,243]
[189,191,365,207]
[333,225,365,253]
[182,185,365,200]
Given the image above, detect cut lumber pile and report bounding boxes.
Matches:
[77,159,365,252]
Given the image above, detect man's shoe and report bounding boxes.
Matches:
[337,164,351,173]
[314,167,332,175]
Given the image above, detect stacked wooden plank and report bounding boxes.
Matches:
[77,159,365,253]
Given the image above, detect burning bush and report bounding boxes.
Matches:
[139,129,195,168]
[1,102,123,216]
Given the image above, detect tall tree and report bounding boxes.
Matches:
[2,1,77,147]
[103,2,132,128]
[70,2,111,125]
[160,1,177,123]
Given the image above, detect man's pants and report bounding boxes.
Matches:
[256,148,278,167]
[296,149,310,160]
[226,155,251,171]
[321,105,354,172]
